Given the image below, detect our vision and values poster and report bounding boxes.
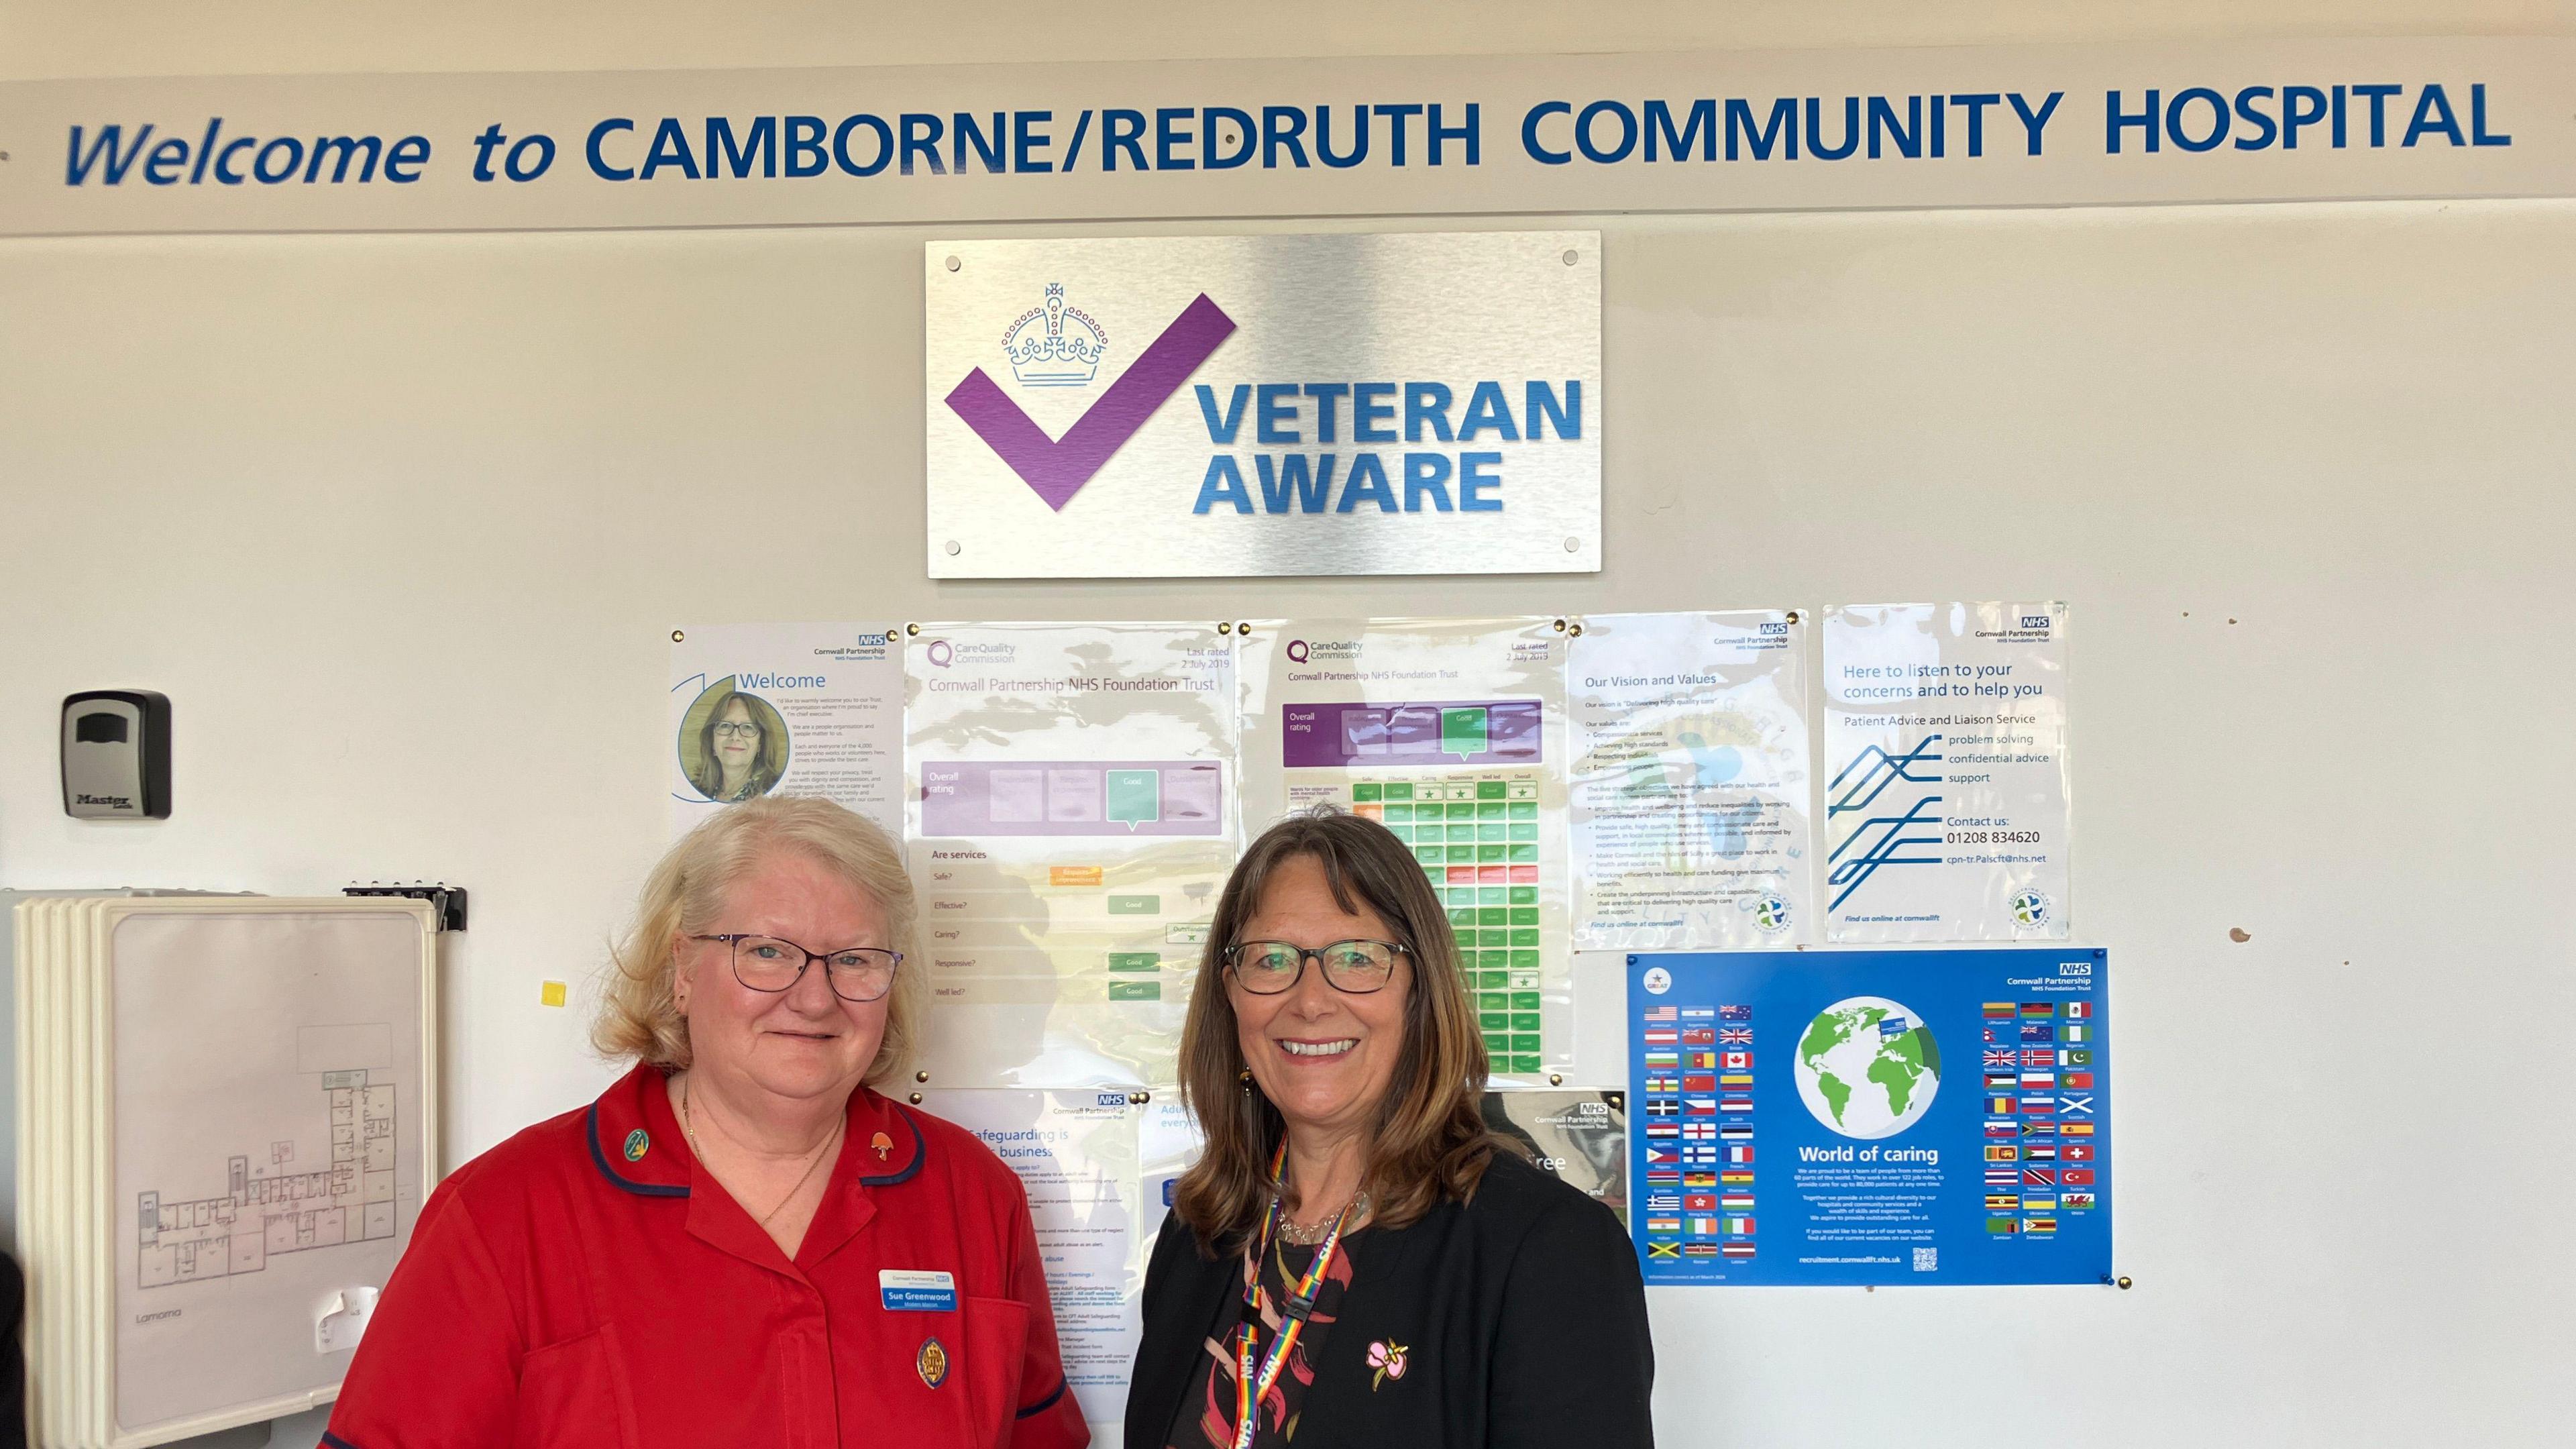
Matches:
[1627,948,2110,1287]
[904,622,1238,1087]
[1569,610,1811,949]
[668,622,905,840]
[1240,618,1572,1077]
[1820,603,2072,942]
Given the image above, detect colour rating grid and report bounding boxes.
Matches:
[1349,775,1548,1073]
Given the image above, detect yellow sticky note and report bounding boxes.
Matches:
[539,980,568,1008]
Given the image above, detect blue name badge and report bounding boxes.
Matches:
[880,1269,959,1313]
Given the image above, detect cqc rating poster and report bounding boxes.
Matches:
[1627,948,2110,1287]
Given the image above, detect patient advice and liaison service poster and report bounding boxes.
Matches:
[1628,949,2110,1287]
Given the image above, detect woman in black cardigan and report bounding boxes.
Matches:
[1128,808,1654,1449]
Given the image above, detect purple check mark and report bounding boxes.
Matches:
[945,293,1236,512]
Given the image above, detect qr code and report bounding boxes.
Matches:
[1913,1246,1938,1273]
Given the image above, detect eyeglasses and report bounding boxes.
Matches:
[711,720,762,739]
[691,934,902,1002]
[1222,938,1406,995]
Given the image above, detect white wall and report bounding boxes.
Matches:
[5,4,2573,1446]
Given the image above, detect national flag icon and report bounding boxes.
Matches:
[1682,1122,1716,1140]
[2065,1001,2092,1020]
[2019,1049,2053,1069]
[2057,1024,2092,1042]
[1720,1096,1754,1114]
[1720,1193,1755,1212]
[1688,1216,1719,1236]
[1986,1096,2015,1114]
[1684,1193,1717,1211]
[1646,1074,1678,1093]
[1720,1242,1756,1258]
[1723,1216,1754,1235]
[2021,1120,2055,1137]
[1983,1049,2019,1069]
[1718,1073,1754,1089]
[1988,1217,2021,1234]
[2023,1167,2057,1187]
[1687,1051,1718,1069]
[1984,1074,2019,1090]
[1719,1005,1752,1021]
[2062,1143,2095,1162]
[1986,1194,2021,1211]
[1720,1169,1755,1185]
[1985,1121,2018,1138]
[1644,1051,1678,1069]
[2063,1071,2096,1089]
[2062,1191,2096,1209]
[1718,1027,1753,1044]
[1643,1006,1678,1023]
[2060,1122,2096,1137]
[1647,1124,1679,1139]
[2024,1217,2057,1235]
[1682,1028,1717,1046]
[2061,1049,2093,1066]
[2023,1197,2056,1214]
[1646,1099,1677,1116]
[1646,1240,1680,1259]
[1684,1242,1720,1257]
[1684,1098,1717,1116]
[1646,1216,1682,1233]
[2062,1168,2096,1187]
[1983,1002,2016,1019]
[1683,1074,1717,1093]
[1684,1171,1719,1187]
[1682,1146,1719,1165]
[1646,1193,1680,1211]
[2023,1144,2057,1162]
[1727,1144,1755,1164]
[1646,1169,1681,1185]
[2018,1096,2055,1116]
[1984,1026,2005,1044]
[2020,1071,2055,1089]
[1646,1146,1676,1165]
[1984,1144,2019,1161]
[1985,1168,2020,1187]
[2058,1095,2094,1116]
[1721,1051,1753,1071]
[2020,1002,2055,1018]
[1719,1124,1753,1140]
[1644,1028,1678,1046]
[2021,1023,2054,1042]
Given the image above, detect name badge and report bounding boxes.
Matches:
[880,1269,959,1313]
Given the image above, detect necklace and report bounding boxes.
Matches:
[681,1077,844,1227]
[1275,1187,1368,1245]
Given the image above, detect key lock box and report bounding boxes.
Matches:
[61,689,172,818]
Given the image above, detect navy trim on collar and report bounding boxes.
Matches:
[587,1100,690,1198]
[1015,1377,1068,1419]
[858,1104,928,1187]
[321,1433,366,1449]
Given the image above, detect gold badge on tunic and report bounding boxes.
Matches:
[916,1336,950,1389]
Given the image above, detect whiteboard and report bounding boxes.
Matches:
[2,6,2571,1444]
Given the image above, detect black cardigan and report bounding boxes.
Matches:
[1124,1152,1655,1449]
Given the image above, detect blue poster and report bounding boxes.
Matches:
[1627,948,2110,1286]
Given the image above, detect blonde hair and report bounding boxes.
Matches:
[593,796,922,1087]
[1173,806,1497,1252]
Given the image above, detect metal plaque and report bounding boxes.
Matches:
[924,231,1601,578]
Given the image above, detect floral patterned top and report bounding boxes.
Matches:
[1165,1232,1359,1448]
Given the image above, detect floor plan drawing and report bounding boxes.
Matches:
[136,1068,397,1288]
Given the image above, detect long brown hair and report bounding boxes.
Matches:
[1173,806,1496,1252]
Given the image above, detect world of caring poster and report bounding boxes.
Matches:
[1627,949,2110,1286]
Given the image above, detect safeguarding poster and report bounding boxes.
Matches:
[1627,948,2110,1287]
[905,623,1237,1087]
[914,1089,1145,1427]
[1570,610,1811,949]
[1240,618,1572,1077]
[1820,603,2072,942]
[668,623,904,840]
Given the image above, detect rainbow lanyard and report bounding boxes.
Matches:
[1230,1142,1354,1449]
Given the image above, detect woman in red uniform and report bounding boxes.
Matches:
[326,797,1089,1448]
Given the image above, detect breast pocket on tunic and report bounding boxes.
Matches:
[513,1324,641,1449]
[957,1294,1032,1447]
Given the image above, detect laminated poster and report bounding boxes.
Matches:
[1627,948,2110,1287]
[1241,619,1573,1079]
[669,623,904,840]
[1569,611,1812,949]
[914,1090,1146,1428]
[1820,603,2072,943]
[1482,1089,1628,1228]
[906,623,1237,1087]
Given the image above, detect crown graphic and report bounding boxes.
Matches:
[1002,282,1109,387]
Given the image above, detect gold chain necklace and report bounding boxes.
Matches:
[682,1077,844,1228]
[1275,1187,1368,1246]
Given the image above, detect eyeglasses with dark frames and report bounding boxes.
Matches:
[1222,938,1407,996]
[690,933,902,1002]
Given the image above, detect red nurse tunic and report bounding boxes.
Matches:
[323,1063,1089,1449]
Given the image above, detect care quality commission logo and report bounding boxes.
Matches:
[944,282,1236,513]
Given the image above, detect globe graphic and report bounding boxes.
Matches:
[1792,996,1942,1139]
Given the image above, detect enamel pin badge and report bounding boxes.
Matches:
[623,1129,650,1162]
[873,1130,894,1162]
[1368,1340,1408,1390]
[917,1337,950,1389]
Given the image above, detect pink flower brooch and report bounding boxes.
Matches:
[1366,1340,1409,1391]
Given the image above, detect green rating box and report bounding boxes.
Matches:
[1106,895,1161,914]
[1106,953,1161,973]
[1108,981,1161,1001]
